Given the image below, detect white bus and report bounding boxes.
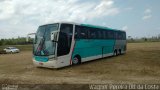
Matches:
[33,22,126,68]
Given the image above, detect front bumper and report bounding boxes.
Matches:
[33,59,58,68]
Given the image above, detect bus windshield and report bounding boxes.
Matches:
[33,24,59,56]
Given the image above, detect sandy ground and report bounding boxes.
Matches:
[0,42,160,85]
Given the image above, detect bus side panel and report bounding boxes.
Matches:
[114,40,127,53]
[72,39,115,62]
[72,39,102,59]
[101,40,115,56]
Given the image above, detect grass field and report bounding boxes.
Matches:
[0,42,160,85]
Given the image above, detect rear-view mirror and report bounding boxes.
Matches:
[51,31,59,42]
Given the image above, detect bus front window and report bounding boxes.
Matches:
[34,24,59,56]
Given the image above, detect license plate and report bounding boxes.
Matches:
[39,62,43,65]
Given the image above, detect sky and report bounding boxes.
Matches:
[0,0,160,39]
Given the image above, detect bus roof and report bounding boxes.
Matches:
[81,24,125,32]
[41,22,125,32]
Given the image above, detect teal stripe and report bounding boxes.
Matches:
[34,56,49,62]
[72,39,115,59]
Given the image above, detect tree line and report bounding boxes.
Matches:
[127,35,160,43]
[0,37,33,46]
[0,35,160,45]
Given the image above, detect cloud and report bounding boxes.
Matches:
[0,0,120,39]
[0,0,119,23]
[0,0,15,20]
[142,15,152,20]
[142,8,152,20]
[122,26,128,31]
[144,9,152,14]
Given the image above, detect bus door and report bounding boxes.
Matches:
[57,24,73,57]
[55,24,74,67]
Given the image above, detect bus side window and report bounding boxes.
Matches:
[123,32,126,40]
[105,31,109,39]
[89,28,97,39]
[121,32,126,40]
[57,24,73,56]
[102,30,106,39]
[117,32,120,40]
[116,31,123,40]
[115,31,118,40]
[120,32,123,40]
[75,26,80,39]
[119,32,123,40]
[75,25,88,39]
[106,30,113,39]
[113,31,116,39]
[97,29,103,39]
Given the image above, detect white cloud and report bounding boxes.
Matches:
[142,8,152,20]
[142,15,152,20]
[122,26,128,31]
[0,0,15,20]
[144,9,152,14]
[94,0,119,16]
[0,0,120,39]
[0,0,119,23]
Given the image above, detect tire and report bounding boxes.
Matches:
[114,50,117,56]
[10,51,13,54]
[72,56,81,65]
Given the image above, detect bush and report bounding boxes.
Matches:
[0,37,33,46]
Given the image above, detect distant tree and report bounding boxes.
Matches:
[0,40,2,46]
[0,37,33,45]
[142,37,148,41]
[1,39,5,45]
[128,36,131,39]
[131,38,134,41]
[145,38,148,41]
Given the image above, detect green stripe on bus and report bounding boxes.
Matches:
[72,39,115,59]
[34,56,49,62]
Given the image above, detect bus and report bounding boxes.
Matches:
[33,22,126,68]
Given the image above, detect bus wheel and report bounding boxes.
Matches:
[114,50,117,56]
[10,51,13,54]
[73,56,81,65]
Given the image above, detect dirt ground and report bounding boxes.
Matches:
[0,42,160,85]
